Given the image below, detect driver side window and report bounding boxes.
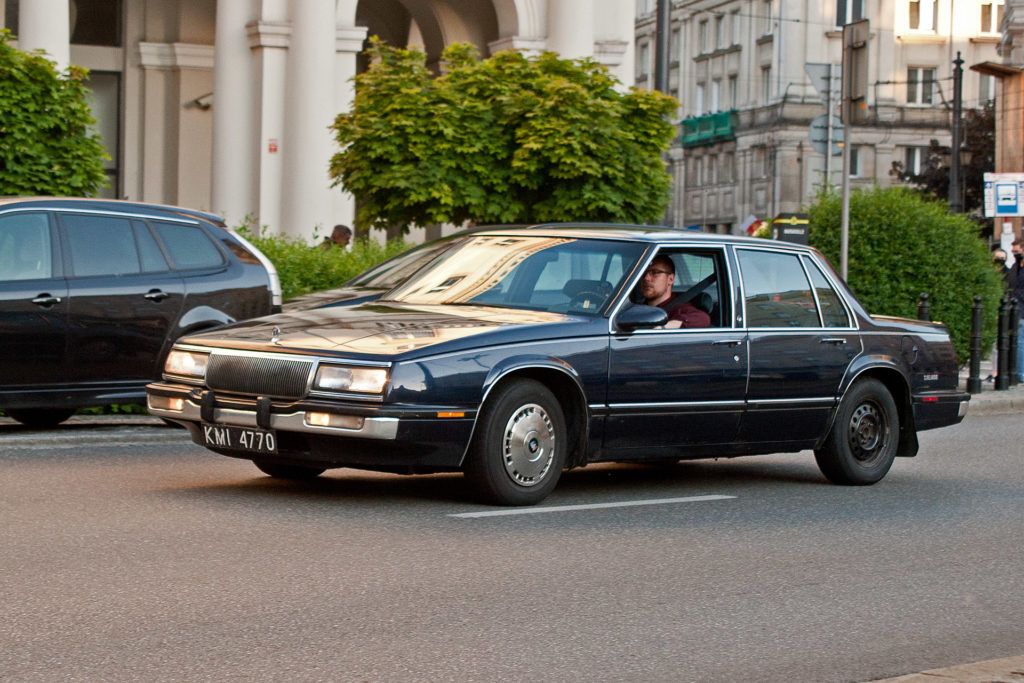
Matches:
[641,248,728,329]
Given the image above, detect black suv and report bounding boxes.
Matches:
[0,198,281,427]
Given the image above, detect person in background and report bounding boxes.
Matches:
[1008,238,1024,382]
[320,224,352,250]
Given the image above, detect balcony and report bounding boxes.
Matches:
[681,111,738,148]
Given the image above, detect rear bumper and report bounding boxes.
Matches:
[912,390,969,431]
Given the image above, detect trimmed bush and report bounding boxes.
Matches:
[238,226,410,302]
[808,187,1003,364]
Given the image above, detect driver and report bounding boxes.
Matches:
[641,255,711,329]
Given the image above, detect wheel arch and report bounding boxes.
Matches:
[833,364,919,458]
[466,359,590,470]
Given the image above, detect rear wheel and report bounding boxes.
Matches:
[814,379,898,485]
[253,460,325,480]
[5,408,75,429]
[465,379,566,506]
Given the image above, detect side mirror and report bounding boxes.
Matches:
[615,305,668,332]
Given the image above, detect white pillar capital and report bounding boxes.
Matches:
[336,26,368,54]
[247,21,292,50]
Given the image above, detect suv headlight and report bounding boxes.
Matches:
[164,349,210,380]
[314,364,388,394]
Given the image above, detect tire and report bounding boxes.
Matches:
[5,408,76,429]
[253,459,325,480]
[465,379,567,506]
[814,379,899,485]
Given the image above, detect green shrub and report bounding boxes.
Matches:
[808,187,1004,364]
[238,225,410,301]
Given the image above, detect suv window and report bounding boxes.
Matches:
[151,221,224,270]
[64,214,141,277]
[737,249,820,328]
[0,213,52,281]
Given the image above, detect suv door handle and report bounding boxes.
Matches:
[712,339,744,347]
[31,294,62,307]
[144,289,170,302]
[820,337,847,345]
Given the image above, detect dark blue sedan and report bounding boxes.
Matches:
[146,225,969,505]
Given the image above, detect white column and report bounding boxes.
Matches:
[19,0,70,72]
[212,0,257,227]
[248,20,291,237]
[331,26,368,237]
[546,0,594,59]
[280,0,336,242]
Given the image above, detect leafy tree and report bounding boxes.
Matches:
[330,40,677,232]
[0,30,108,196]
[890,101,995,221]
[809,186,1004,364]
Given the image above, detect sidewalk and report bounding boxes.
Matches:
[868,654,1024,682]
[956,356,1024,416]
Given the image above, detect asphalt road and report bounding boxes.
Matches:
[0,414,1021,682]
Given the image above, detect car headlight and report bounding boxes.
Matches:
[164,349,210,380]
[313,364,388,394]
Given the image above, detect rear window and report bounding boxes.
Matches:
[64,214,141,277]
[151,221,225,270]
[0,212,52,281]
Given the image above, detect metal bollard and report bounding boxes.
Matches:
[1010,300,1019,387]
[967,295,983,394]
[917,292,931,321]
[996,296,1010,390]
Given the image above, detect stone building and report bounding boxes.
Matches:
[3,0,636,241]
[635,0,1005,232]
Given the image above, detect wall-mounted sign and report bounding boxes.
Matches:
[984,172,1024,217]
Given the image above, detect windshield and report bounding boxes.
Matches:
[383,235,646,315]
[347,238,459,289]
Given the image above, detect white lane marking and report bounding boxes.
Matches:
[449,494,736,518]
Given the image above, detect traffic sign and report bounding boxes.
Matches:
[809,115,842,157]
[805,63,841,105]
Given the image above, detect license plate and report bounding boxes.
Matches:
[202,423,277,454]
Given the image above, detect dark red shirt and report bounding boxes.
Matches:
[660,300,710,328]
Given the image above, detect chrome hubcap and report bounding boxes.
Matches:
[502,403,555,487]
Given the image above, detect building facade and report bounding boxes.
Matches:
[2,0,637,241]
[635,0,1004,232]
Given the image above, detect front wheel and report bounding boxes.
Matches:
[465,379,566,506]
[814,379,899,485]
[253,460,325,480]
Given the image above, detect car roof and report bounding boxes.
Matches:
[469,222,816,251]
[0,197,225,225]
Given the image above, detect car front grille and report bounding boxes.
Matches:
[206,353,313,399]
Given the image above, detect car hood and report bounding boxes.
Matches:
[181,301,588,358]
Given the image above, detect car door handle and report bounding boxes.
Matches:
[31,294,62,307]
[820,337,847,345]
[144,289,170,302]
[712,339,744,347]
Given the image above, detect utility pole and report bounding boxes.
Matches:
[949,52,964,213]
[840,19,869,280]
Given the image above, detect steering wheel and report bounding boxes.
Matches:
[567,289,606,312]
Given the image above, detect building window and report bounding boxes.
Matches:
[761,66,772,103]
[981,2,1004,33]
[709,154,719,184]
[636,0,655,18]
[979,73,997,104]
[763,0,774,34]
[904,147,927,176]
[671,29,680,64]
[909,0,937,31]
[849,147,862,177]
[728,75,738,109]
[907,67,935,104]
[753,147,767,177]
[691,157,704,185]
[696,82,706,114]
[699,20,709,54]
[836,0,864,27]
[84,71,121,198]
[711,79,721,113]
[732,9,742,44]
[724,152,736,182]
[716,16,725,49]
[637,42,650,80]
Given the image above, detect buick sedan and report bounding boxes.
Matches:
[146,225,969,505]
